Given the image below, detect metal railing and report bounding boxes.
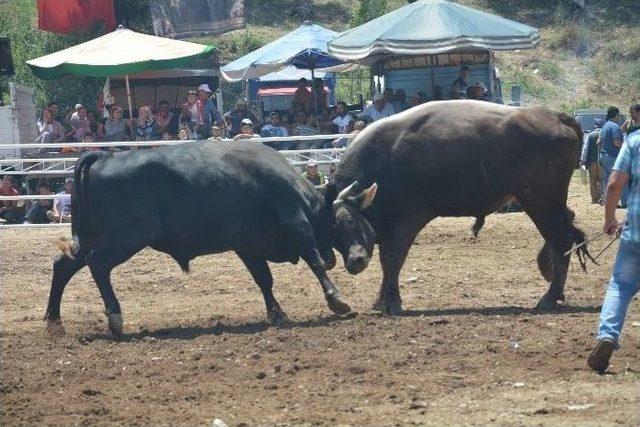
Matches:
[0,134,350,229]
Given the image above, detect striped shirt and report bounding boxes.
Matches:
[614,130,640,242]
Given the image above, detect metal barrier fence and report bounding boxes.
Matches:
[0,134,349,229]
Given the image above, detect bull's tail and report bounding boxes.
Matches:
[70,151,109,250]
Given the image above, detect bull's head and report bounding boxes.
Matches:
[330,181,377,275]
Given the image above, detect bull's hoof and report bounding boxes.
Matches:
[535,294,558,311]
[107,312,123,336]
[372,297,384,311]
[267,309,289,327]
[381,300,403,315]
[46,319,66,337]
[326,292,352,316]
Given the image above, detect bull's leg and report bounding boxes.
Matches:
[519,199,573,310]
[237,253,287,326]
[86,241,144,335]
[374,216,430,315]
[44,252,86,335]
[470,216,485,238]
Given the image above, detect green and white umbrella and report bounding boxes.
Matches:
[27,25,214,116]
[328,0,539,63]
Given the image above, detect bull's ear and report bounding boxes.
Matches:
[353,182,377,210]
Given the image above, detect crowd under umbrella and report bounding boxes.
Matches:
[327,0,540,64]
[220,21,353,113]
[27,25,214,118]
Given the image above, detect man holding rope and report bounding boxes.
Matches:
[588,129,640,374]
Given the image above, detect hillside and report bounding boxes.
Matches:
[1,0,638,112]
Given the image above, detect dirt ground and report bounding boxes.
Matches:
[1,177,639,426]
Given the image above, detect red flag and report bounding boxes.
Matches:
[37,0,116,34]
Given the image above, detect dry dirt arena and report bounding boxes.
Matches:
[1,178,639,426]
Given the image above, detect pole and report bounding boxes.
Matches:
[125,74,133,119]
[311,67,317,117]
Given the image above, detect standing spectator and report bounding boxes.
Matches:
[66,104,90,141]
[621,103,640,136]
[587,130,640,374]
[35,107,65,151]
[233,118,260,140]
[24,183,53,224]
[154,100,177,136]
[332,101,353,134]
[196,84,223,139]
[393,89,408,113]
[46,101,63,122]
[301,161,329,187]
[450,65,470,95]
[599,106,627,207]
[180,90,200,138]
[47,178,73,223]
[292,78,311,114]
[133,106,156,141]
[308,78,328,115]
[224,99,258,138]
[360,93,395,122]
[581,118,604,203]
[102,105,130,142]
[0,175,21,224]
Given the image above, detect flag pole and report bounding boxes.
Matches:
[125,74,133,119]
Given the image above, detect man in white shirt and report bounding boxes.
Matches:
[332,101,353,133]
[361,92,395,122]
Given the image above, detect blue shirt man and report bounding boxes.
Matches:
[599,119,624,158]
[588,129,640,373]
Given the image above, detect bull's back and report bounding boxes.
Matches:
[338,101,580,216]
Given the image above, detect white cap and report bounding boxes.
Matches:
[373,92,384,101]
[75,103,84,110]
[307,160,318,167]
[198,83,212,93]
[241,118,253,126]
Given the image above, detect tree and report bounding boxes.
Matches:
[351,0,389,26]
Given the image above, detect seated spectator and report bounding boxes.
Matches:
[294,114,320,137]
[292,78,311,114]
[332,120,366,148]
[467,82,491,101]
[281,112,295,136]
[180,90,200,139]
[101,105,130,143]
[66,104,90,142]
[154,100,178,136]
[262,111,293,150]
[0,175,22,224]
[207,124,224,141]
[233,118,260,140]
[332,101,353,134]
[449,83,466,100]
[393,89,408,113]
[178,126,191,141]
[301,161,329,187]
[383,88,394,107]
[35,107,65,151]
[24,183,53,224]
[317,108,336,134]
[86,110,100,135]
[450,65,470,95]
[47,178,73,223]
[47,101,63,122]
[360,93,395,122]
[133,106,156,141]
[224,99,259,138]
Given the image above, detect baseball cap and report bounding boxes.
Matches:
[241,118,253,126]
[198,84,212,93]
[65,177,74,184]
[74,103,84,110]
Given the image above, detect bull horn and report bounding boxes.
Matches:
[360,183,378,210]
[335,181,359,203]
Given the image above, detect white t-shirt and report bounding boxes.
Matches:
[332,114,353,133]
[362,103,395,122]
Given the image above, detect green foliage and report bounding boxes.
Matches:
[350,0,389,26]
[335,68,371,105]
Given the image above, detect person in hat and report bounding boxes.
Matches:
[301,160,329,187]
[47,177,74,223]
[196,83,222,139]
[224,98,259,138]
[360,92,395,122]
[233,118,260,140]
[581,118,605,203]
[66,103,90,142]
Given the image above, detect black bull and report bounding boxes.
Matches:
[328,100,594,314]
[44,143,351,335]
